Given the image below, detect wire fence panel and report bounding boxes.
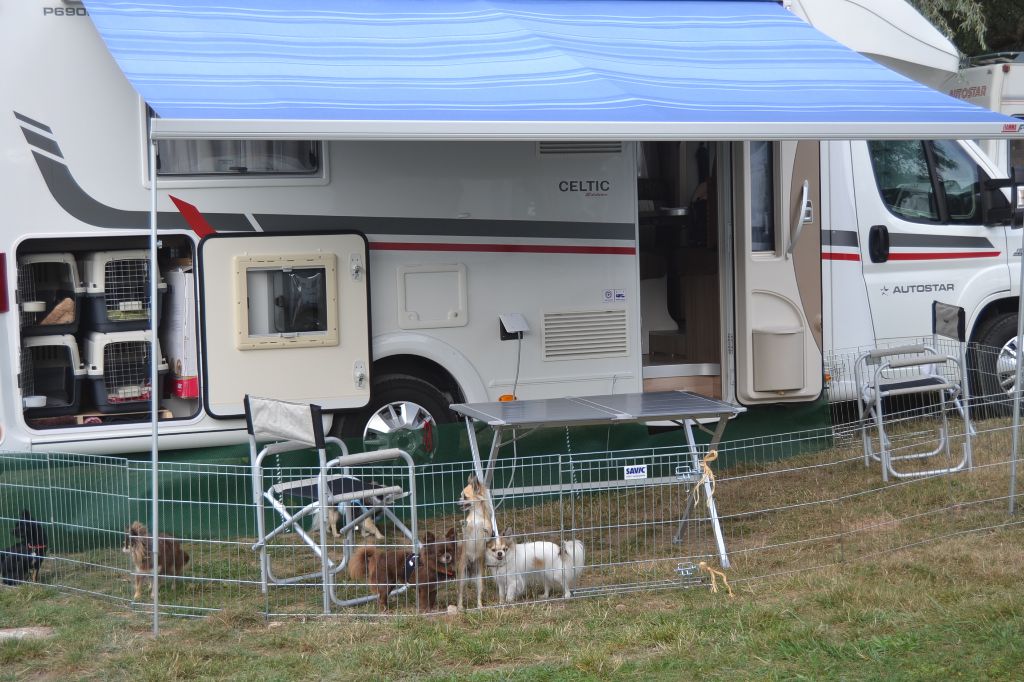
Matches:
[1,343,1022,618]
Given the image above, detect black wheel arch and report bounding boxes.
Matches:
[330,354,465,437]
[970,297,1018,345]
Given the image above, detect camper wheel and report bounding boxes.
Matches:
[971,311,1020,415]
[333,373,455,461]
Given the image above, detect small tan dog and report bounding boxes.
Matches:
[457,473,494,610]
[122,521,190,600]
[312,506,385,541]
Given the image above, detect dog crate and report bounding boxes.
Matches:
[80,250,167,332]
[20,334,86,418]
[85,331,168,413]
[17,252,85,336]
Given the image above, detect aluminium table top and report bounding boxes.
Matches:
[450,390,744,429]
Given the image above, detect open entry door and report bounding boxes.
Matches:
[733,142,823,404]
[198,231,371,418]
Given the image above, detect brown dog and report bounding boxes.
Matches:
[349,528,457,612]
[122,521,190,600]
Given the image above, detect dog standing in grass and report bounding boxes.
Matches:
[348,528,457,612]
[122,521,190,600]
[457,473,494,610]
[13,509,47,582]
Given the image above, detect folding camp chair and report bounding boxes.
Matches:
[245,395,420,613]
[855,302,974,481]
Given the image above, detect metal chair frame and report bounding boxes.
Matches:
[855,302,974,481]
[245,395,419,613]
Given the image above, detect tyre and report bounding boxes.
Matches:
[971,312,1020,415]
[332,373,455,461]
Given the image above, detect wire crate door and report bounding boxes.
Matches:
[198,232,371,418]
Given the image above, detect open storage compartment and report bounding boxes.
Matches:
[85,330,168,414]
[80,250,166,332]
[17,252,85,336]
[20,334,86,418]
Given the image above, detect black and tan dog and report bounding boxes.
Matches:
[13,509,47,582]
[0,543,30,586]
[122,521,190,600]
[349,528,457,612]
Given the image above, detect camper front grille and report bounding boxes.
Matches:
[538,142,623,156]
[542,309,629,361]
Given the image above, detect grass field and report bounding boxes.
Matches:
[2,414,1023,680]
[1,528,1022,680]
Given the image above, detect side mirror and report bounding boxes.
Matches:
[983,174,1024,227]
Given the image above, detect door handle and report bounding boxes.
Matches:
[786,180,813,259]
[868,224,890,263]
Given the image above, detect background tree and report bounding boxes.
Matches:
[910,0,1023,56]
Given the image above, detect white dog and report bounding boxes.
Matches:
[485,529,585,603]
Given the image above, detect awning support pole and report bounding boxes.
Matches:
[148,137,161,635]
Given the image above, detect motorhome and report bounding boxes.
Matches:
[1,0,1018,458]
[931,53,1024,180]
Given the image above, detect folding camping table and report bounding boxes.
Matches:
[450,390,744,568]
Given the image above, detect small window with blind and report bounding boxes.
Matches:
[145,106,323,182]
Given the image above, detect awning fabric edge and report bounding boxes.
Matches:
[150,118,1022,142]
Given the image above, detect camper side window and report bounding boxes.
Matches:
[234,254,340,351]
[868,140,939,223]
[156,139,320,177]
[147,107,320,178]
[869,140,990,226]
[931,139,982,225]
[750,141,775,252]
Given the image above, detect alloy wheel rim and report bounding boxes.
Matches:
[995,335,1020,397]
[361,400,436,460]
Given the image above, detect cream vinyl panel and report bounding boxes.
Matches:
[199,232,370,417]
[733,141,823,403]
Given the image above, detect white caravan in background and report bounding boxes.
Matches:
[0,2,1019,457]
[786,0,962,85]
[930,53,1024,180]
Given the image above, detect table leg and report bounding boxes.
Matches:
[673,419,701,544]
[705,415,731,568]
[672,416,731,569]
[463,416,487,482]
[463,417,502,535]
[484,428,504,488]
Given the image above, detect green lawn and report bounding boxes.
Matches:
[2,527,1022,681]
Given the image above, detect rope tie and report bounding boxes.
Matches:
[690,449,719,510]
[698,561,733,598]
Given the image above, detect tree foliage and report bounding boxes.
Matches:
[909,0,1023,56]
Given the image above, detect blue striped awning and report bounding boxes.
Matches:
[82,0,1020,141]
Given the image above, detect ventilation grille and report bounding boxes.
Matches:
[543,309,629,361]
[538,142,623,156]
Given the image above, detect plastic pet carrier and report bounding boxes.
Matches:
[17,252,85,336]
[80,250,167,332]
[20,334,85,418]
[85,331,168,414]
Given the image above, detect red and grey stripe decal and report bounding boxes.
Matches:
[822,230,1000,262]
[19,112,634,253]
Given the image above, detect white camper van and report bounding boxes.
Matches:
[0,1,1018,457]
[933,53,1024,180]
